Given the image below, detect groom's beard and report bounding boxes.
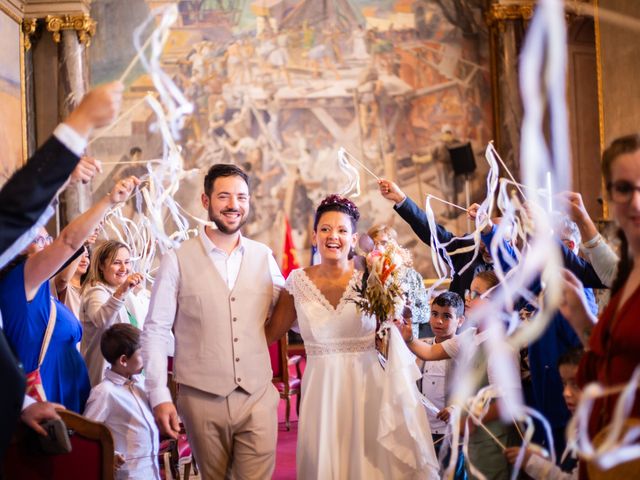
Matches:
[208,206,248,234]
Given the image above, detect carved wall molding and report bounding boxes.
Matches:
[45,13,96,45]
[485,1,595,30]
[485,3,535,30]
[21,17,37,50]
[24,1,91,17]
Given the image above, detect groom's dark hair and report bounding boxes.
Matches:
[204,164,249,197]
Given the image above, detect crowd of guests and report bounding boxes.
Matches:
[0,82,163,478]
[0,79,639,480]
[376,133,640,479]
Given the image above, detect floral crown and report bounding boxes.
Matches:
[316,194,360,222]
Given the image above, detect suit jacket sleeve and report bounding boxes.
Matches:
[393,196,456,245]
[0,136,80,253]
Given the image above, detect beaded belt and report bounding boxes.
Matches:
[305,335,376,356]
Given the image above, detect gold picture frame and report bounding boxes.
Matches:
[0,1,26,189]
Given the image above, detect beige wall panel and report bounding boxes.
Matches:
[599,0,640,146]
[568,20,601,219]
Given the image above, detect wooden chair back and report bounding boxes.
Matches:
[4,409,115,479]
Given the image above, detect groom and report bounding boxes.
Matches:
[142,164,284,478]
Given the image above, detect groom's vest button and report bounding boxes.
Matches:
[231,297,236,301]
[234,337,239,342]
[235,357,240,362]
[232,317,237,322]
[237,378,242,382]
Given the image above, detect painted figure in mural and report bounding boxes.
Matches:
[356,67,383,139]
[225,40,245,84]
[265,195,439,479]
[142,164,285,479]
[187,42,212,82]
[208,99,234,139]
[264,94,284,150]
[306,27,341,80]
[118,147,147,180]
[268,30,292,87]
[256,30,277,75]
[239,37,255,83]
[351,25,370,60]
[323,27,344,66]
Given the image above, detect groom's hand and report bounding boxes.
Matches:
[436,407,451,423]
[154,402,180,439]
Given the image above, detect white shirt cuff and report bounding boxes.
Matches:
[395,196,407,208]
[53,123,88,157]
[149,387,174,409]
[22,394,36,411]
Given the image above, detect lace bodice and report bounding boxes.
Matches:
[285,269,376,354]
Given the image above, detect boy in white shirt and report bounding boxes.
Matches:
[84,323,160,479]
[416,291,467,479]
[399,271,522,479]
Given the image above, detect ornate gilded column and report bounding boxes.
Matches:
[22,18,39,157]
[45,13,96,221]
[485,2,534,176]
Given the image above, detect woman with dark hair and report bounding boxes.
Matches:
[561,133,640,442]
[54,245,92,318]
[266,194,438,479]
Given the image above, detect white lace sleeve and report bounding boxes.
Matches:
[284,269,298,296]
[284,270,300,333]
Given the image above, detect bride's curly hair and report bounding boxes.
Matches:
[313,194,360,231]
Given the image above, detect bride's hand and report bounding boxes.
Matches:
[393,318,413,343]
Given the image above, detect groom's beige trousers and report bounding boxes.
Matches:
[177,382,279,480]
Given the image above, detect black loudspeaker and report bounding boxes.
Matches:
[448,143,476,176]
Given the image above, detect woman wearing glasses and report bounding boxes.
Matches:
[0,177,138,412]
[561,133,640,446]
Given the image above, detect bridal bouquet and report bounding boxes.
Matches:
[351,241,408,356]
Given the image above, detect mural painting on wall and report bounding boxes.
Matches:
[89,0,492,277]
[0,7,24,188]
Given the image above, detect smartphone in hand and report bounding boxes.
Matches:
[37,418,72,454]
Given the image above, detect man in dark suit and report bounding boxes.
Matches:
[377,178,606,297]
[0,81,124,459]
[377,178,515,298]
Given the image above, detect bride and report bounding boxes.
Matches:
[266,194,438,479]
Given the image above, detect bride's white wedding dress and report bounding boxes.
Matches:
[286,269,439,479]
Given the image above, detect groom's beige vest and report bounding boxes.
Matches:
[173,236,274,397]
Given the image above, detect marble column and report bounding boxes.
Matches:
[59,28,89,220]
[22,19,38,157]
[486,3,534,177]
[46,13,96,223]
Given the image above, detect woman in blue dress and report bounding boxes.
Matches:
[0,176,138,412]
